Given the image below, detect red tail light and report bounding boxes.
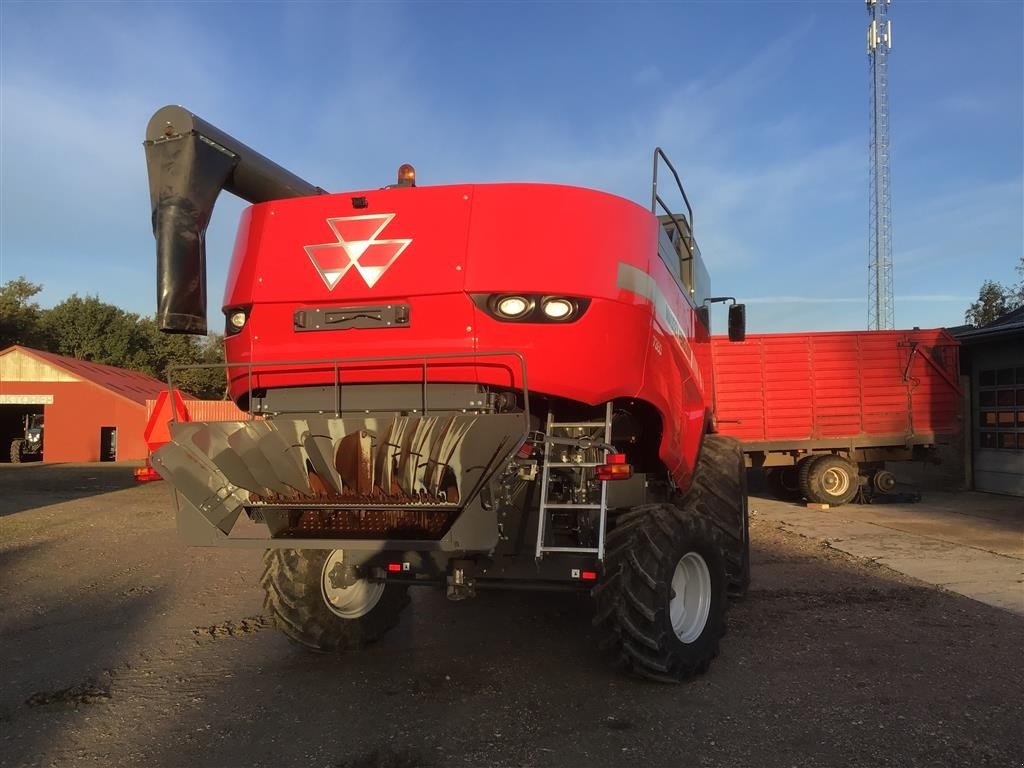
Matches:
[581,570,598,581]
[387,563,403,573]
[516,441,535,459]
[596,453,632,481]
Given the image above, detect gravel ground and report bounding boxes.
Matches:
[1,463,1022,768]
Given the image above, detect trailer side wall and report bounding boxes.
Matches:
[711,330,961,446]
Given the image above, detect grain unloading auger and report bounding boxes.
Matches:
[145,105,750,682]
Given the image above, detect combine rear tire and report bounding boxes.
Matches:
[799,455,859,506]
[593,505,728,682]
[261,549,410,652]
[682,435,750,597]
[9,439,23,463]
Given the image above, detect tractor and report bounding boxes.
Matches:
[10,413,43,463]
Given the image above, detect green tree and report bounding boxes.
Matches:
[0,277,46,348]
[38,292,227,399]
[964,256,1024,327]
[41,294,145,368]
[142,320,227,399]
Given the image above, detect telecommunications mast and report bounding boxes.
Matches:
[867,0,894,330]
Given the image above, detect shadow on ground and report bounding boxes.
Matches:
[1,466,1022,768]
[0,463,139,517]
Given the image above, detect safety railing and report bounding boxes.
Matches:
[651,147,695,263]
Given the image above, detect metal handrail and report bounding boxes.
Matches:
[651,147,695,262]
[165,350,530,425]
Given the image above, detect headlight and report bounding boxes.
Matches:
[229,311,247,329]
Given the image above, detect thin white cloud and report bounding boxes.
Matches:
[744,294,971,305]
[632,65,663,87]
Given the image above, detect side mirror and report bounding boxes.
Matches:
[728,303,746,342]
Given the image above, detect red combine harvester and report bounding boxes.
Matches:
[144,106,749,681]
[712,330,961,505]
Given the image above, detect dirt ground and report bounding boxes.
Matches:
[1,463,1022,768]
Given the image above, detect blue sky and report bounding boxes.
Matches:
[1,1,1021,334]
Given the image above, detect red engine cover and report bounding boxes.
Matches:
[222,183,711,488]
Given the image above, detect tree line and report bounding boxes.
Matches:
[963,255,1024,327]
[1,277,226,399]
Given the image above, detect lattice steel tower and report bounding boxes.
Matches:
[867,0,894,330]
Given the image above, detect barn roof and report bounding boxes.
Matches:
[0,345,179,406]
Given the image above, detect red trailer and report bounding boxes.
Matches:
[711,329,962,505]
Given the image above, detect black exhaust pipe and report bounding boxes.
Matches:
[144,105,324,334]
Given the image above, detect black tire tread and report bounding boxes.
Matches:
[593,504,728,682]
[676,435,750,597]
[803,455,859,506]
[261,549,409,653]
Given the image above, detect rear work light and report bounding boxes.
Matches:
[541,297,574,320]
[224,305,251,335]
[496,296,532,319]
[473,294,591,324]
[596,453,633,481]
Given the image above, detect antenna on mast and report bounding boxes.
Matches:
[867,0,894,330]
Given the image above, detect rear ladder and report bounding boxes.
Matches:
[534,402,613,561]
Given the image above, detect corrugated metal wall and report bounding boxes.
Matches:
[145,399,251,422]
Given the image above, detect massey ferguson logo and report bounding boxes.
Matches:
[304,214,412,290]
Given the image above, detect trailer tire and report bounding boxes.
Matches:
[801,455,859,506]
[765,467,799,500]
[261,548,409,653]
[593,504,728,682]
[9,439,23,464]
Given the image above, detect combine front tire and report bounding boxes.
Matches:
[261,549,410,652]
[593,505,728,682]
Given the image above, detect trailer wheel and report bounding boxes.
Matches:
[593,504,728,682]
[261,549,410,652]
[9,439,23,464]
[765,467,799,500]
[801,455,859,506]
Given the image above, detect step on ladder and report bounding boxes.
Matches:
[534,402,613,561]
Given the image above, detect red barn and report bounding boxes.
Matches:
[0,345,172,462]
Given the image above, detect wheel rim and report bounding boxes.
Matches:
[321,551,385,619]
[821,467,850,497]
[669,551,712,643]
